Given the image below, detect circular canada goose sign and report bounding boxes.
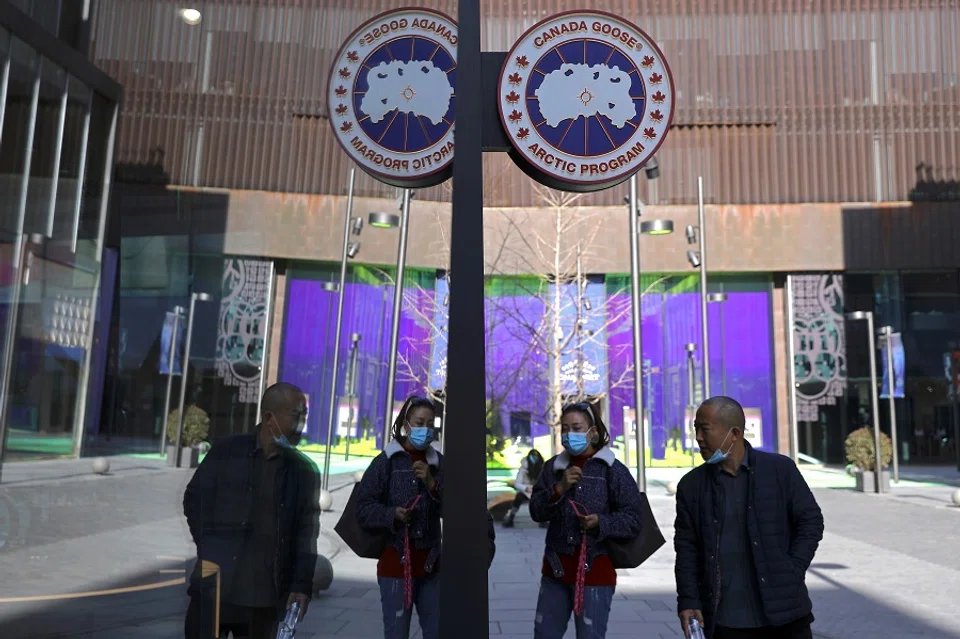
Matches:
[498,11,675,192]
[328,8,457,188]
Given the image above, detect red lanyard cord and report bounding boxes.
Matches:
[402,494,423,610]
[569,501,591,616]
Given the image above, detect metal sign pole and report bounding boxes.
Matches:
[438,0,489,634]
[161,307,183,455]
[322,169,355,491]
[883,327,899,483]
[687,344,697,467]
[697,176,711,398]
[382,188,412,444]
[175,292,212,467]
[628,174,646,492]
[866,313,883,493]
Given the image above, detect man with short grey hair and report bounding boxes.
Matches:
[674,396,824,639]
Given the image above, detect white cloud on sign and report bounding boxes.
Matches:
[360,60,453,126]
[535,63,635,129]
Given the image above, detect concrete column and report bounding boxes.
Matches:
[266,270,286,386]
[772,279,792,456]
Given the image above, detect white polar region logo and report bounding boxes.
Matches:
[328,9,457,188]
[360,60,453,125]
[537,63,635,128]
[498,11,675,190]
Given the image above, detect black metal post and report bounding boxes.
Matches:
[438,0,489,635]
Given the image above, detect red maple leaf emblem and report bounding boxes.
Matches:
[642,55,655,68]
[335,86,348,97]
[643,127,657,140]
[516,55,529,68]
[335,104,348,116]
[508,109,523,123]
[340,121,353,133]
[338,67,351,79]
[517,128,530,140]
[650,109,664,122]
[506,91,520,104]
[347,51,359,63]
[508,72,523,85]
[652,91,666,104]
[649,73,663,85]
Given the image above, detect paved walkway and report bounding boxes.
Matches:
[0,455,959,637]
[309,485,960,639]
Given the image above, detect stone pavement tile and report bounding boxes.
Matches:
[602,620,679,635]
[16,462,952,639]
[637,609,686,623]
[496,620,535,635]
[805,529,960,638]
[490,607,537,622]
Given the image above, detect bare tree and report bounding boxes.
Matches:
[485,183,675,455]
[393,266,543,460]
[388,174,666,457]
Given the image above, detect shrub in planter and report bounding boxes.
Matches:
[166,405,211,448]
[844,427,893,472]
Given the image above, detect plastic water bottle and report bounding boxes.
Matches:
[688,618,706,639]
[276,601,299,639]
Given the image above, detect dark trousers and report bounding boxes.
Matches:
[714,615,813,639]
[185,597,278,639]
[512,491,531,509]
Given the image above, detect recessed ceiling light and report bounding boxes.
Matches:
[179,8,202,25]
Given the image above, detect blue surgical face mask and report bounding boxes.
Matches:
[408,426,433,451]
[562,430,592,456]
[270,419,296,450]
[705,429,734,465]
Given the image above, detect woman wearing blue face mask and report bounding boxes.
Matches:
[355,396,443,639]
[529,402,644,639]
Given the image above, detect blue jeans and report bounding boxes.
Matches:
[534,576,615,639]
[377,574,440,639]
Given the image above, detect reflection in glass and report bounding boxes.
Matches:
[23,58,67,236]
[0,37,39,234]
[52,76,92,246]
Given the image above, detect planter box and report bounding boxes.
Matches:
[166,445,199,469]
[855,470,891,493]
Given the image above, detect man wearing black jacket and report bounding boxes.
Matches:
[674,397,824,639]
[183,382,320,638]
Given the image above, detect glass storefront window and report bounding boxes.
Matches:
[900,272,960,464]
[608,274,777,467]
[794,271,960,466]
[22,58,66,236]
[0,36,39,234]
[76,91,111,244]
[51,76,91,246]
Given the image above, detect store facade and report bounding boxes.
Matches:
[0,2,120,467]
[790,270,960,466]
[3,0,959,470]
